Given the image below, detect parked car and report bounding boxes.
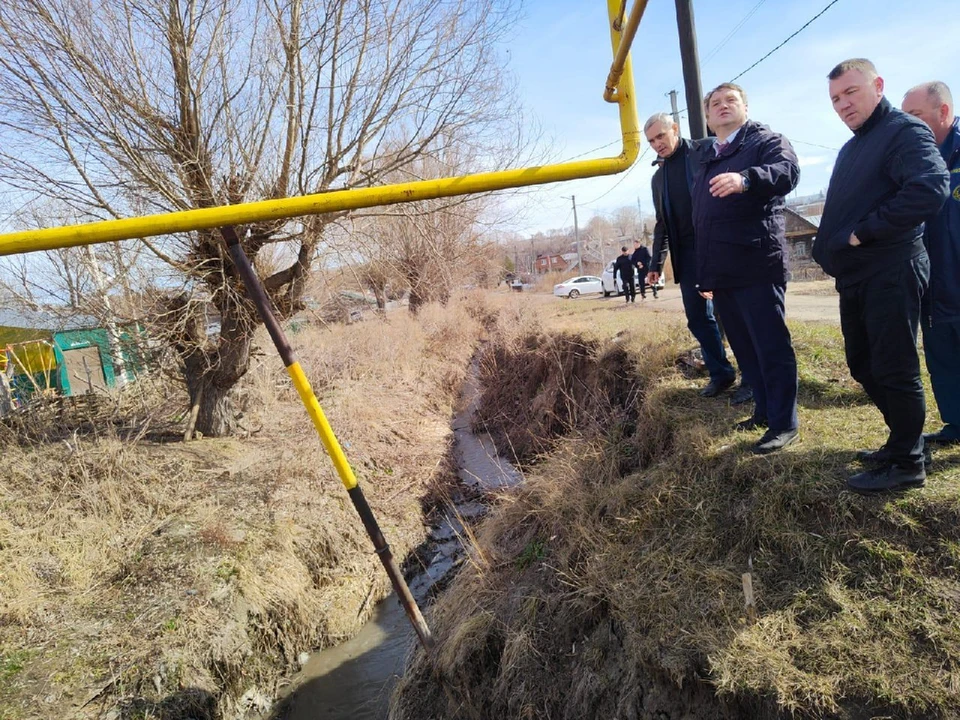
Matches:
[553,275,604,298]
[601,261,666,297]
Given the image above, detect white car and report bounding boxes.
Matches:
[553,275,603,298]
[601,261,666,297]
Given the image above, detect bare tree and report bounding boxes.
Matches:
[351,143,499,313]
[0,0,524,435]
[610,206,642,242]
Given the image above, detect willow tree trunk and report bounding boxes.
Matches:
[179,302,256,438]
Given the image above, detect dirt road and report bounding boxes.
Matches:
[543,279,841,324]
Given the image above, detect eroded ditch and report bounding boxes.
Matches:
[265,354,522,719]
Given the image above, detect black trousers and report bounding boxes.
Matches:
[621,274,636,301]
[839,254,929,467]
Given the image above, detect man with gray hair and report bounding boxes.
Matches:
[814,59,949,493]
[644,112,742,400]
[903,81,960,447]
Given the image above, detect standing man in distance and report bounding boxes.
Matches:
[902,81,960,448]
[814,59,948,493]
[693,83,801,454]
[613,245,636,304]
[631,238,651,300]
[644,113,745,401]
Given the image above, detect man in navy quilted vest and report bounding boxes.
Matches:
[902,81,960,452]
[692,82,801,455]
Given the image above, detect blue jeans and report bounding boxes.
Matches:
[679,280,735,384]
[714,284,799,433]
[923,319,960,436]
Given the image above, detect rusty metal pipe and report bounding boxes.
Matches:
[219,225,434,650]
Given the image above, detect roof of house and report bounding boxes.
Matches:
[0,307,99,332]
[784,207,820,237]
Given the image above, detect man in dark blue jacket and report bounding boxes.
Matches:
[814,59,949,494]
[645,113,742,400]
[693,83,801,454]
[903,81,960,447]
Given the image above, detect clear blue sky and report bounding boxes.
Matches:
[500,0,960,235]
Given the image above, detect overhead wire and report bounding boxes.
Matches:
[701,0,768,65]
[658,0,768,108]
[558,139,623,163]
[790,139,840,152]
[729,0,842,82]
[579,146,651,207]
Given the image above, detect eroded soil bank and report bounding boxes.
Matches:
[390,303,960,720]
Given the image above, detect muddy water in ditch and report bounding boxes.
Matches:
[268,358,519,720]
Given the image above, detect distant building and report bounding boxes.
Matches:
[0,309,144,403]
[784,200,828,281]
[788,191,826,221]
[534,253,567,274]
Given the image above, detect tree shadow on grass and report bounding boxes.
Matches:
[117,688,218,719]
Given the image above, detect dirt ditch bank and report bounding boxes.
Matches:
[390,314,960,720]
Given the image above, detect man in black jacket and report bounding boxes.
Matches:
[645,113,739,399]
[631,239,651,299]
[613,246,636,304]
[814,59,949,494]
[693,83,801,454]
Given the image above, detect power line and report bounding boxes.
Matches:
[559,139,622,164]
[702,0,768,65]
[791,138,840,152]
[580,146,651,207]
[658,0,769,107]
[730,0,842,82]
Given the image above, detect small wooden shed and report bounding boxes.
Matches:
[0,309,142,401]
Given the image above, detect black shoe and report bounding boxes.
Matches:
[857,445,932,468]
[700,376,736,398]
[924,425,960,446]
[735,416,768,432]
[752,428,799,455]
[847,463,925,494]
[730,383,753,406]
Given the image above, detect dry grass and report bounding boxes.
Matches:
[529,271,569,294]
[391,297,960,719]
[0,294,492,719]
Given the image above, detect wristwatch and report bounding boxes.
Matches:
[740,171,751,192]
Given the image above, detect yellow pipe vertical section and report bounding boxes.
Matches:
[287,361,358,490]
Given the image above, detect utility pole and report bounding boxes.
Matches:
[668,89,681,133]
[674,0,707,139]
[569,195,582,272]
[637,196,646,246]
